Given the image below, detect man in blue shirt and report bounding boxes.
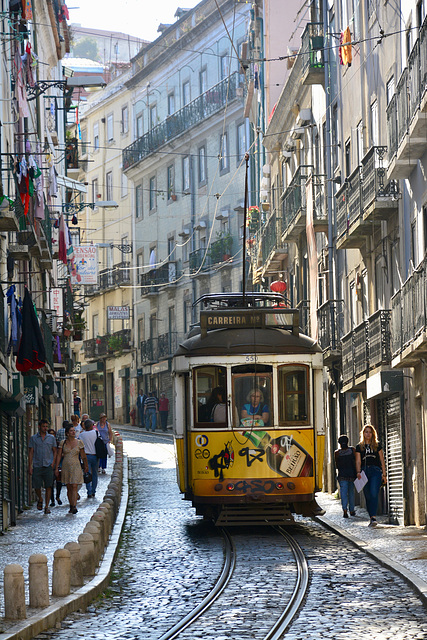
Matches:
[28,419,57,514]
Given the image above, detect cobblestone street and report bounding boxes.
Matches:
[32,429,427,640]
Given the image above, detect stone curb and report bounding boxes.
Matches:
[316,514,427,606]
[0,455,129,640]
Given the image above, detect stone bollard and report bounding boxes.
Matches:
[104,491,118,516]
[84,523,101,565]
[91,512,107,548]
[98,504,113,535]
[29,554,49,608]
[4,564,26,620]
[78,533,95,576]
[52,548,71,597]
[64,542,83,588]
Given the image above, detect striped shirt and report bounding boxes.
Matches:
[144,396,158,411]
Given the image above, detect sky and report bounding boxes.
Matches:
[68,0,200,43]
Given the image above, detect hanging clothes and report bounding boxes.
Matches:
[58,214,69,265]
[6,285,21,356]
[16,289,45,372]
[13,45,29,118]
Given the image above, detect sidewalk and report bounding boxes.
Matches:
[0,436,128,640]
[316,491,427,605]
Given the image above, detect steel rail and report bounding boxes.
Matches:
[158,527,236,640]
[262,527,310,640]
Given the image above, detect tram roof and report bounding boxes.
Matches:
[194,292,288,309]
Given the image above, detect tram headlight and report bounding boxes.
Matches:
[287,482,296,490]
[275,482,284,490]
[214,483,223,492]
[226,483,235,491]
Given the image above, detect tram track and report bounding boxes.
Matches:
[160,525,309,640]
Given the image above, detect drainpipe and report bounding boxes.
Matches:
[190,155,197,323]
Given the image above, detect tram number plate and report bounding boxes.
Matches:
[233,480,276,494]
[244,355,258,363]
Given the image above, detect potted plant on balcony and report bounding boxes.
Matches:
[209,230,233,263]
[108,334,124,353]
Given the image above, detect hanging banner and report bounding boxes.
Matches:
[50,288,63,320]
[71,246,98,285]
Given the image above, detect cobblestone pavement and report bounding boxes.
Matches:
[0,461,112,620]
[32,427,427,640]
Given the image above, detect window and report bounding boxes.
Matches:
[237,122,246,161]
[149,104,157,129]
[386,77,395,105]
[93,122,99,150]
[138,317,145,346]
[168,236,175,260]
[194,366,227,425]
[220,54,229,79]
[167,92,175,116]
[121,170,128,198]
[137,251,144,287]
[375,255,386,309]
[81,128,87,155]
[92,314,98,340]
[121,106,129,134]
[183,155,190,191]
[91,178,99,204]
[136,114,143,138]
[106,171,113,201]
[278,365,309,425]
[232,370,272,428]
[135,184,143,219]
[370,100,379,146]
[107,114,114,141]
[198,145,207,184]
[167,164,175,200]
[219,132,229,172]
[183,81,191,106]
[149,176,156,211]
[345,139,351,177]
[417,0,426,27]
[199,68,207,95]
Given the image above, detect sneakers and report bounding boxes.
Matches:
[368,517,377,527]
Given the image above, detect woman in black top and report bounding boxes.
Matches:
[334,435,357,518]
[355,424,387,527]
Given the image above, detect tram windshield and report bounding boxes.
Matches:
[233,373,272,429]
[194,366,227,426]
[278,365,309,425]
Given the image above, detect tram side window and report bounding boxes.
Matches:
[278,365,309,425]
[232,373,272,428]
[194,366,227,426]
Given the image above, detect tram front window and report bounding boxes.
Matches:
[233,373,272,428]
[194,366,227,426]
[278,365,309,425]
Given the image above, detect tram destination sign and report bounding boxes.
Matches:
[200,309,299,338]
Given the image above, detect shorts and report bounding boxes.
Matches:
[32,466,54,489]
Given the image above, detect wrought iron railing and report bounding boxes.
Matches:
[368,310,391,368]
[301,23,324,77]
[296,300,310,336]
[354,321,369,378]
[281,165,313,230]
[317,299,344,352]
[341,332,353,385]
[123,73,238,170]
[140,332,183,363]
[396,68,408,147]
[83,338,96,359]
[391,254,426,356]
[335,182,348,238]
[386,94,398,161]
[361,146,398,208]
[260,212,279,263]
[347,165,362,227]
[140,261,179,290]
[189,249,211,273]
[408,39,421,124]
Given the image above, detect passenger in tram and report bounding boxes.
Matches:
[206,387,227,423]
[355,424,387,527]
[241,388,270,426]
[334,435,357,518]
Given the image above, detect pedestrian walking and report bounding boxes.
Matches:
[159,392,169,432]
[48,429,59,507]
[144,391,158,432]
[28,419,57,515]
[355,424,387,527]
[72,389,81,417]
[136,389,146,428]
[334,435,357,518]
[55,424,88,514]
[71,414,82,436]
[78,419,98,498]
[95,413,113,473]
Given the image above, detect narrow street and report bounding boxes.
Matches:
[34,429,427,640]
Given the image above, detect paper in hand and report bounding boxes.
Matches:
[354,470,368,493]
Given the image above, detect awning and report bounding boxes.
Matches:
[56,174,87,193]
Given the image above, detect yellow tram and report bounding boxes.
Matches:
[172,293,325,525]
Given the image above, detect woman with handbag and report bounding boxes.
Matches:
[95,413,113,474]
[355,424,387,527]
[55,424,89,514]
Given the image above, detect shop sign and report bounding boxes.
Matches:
[152,360,169,374]
[50,288,64,328]
[107,306,130,320]
[71,246,98,285]
[73,362,82,374]
[24,386,37,405]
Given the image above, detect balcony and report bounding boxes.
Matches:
[361,147,399,222]
[387,19,427,179]
[258,211,287,275]
[99,262,131,291]
[301,23,325,86]
[341,310,392,392]
[140,261,178,293]
[189,249,212,273]
[0,198,19,232]
[317,300,344,365]
[281,166,327,242]
[140,332,183,364]
[336,166,375,250]
[296,300,310,336]
[65,137,79,179]
[123,73,239,171]
[391,254,427,366]
[83,329,132,360]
